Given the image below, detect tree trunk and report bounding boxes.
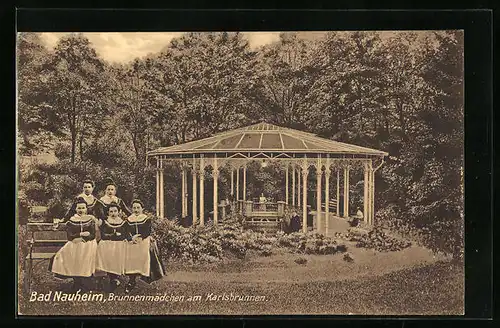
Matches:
[70,130,76,164]
[78,132,84,161]
[131,132,141,164]
[397,101,407,140]
[69,112,77,164]
[385,108,390,134]
[68,96,78,164]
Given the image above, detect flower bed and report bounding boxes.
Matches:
[152,215,348,264]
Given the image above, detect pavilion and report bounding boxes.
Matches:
[146,122,388,233]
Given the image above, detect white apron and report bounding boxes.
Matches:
[96,240,127,275]
[51,239,98,277]
[125,236,151,276]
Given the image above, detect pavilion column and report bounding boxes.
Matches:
[297,167,301,208]
[181,166,186,217]
[343,166,350,218]
[243,165,247,201]
[185,180,189,217]
[285,166,289,205]
[159,160,165,218]
[292,166,296,206]
[199,158,205,226]
[184,169,189,217]
[336,169,340,217]
[302,166,309,233]
[316,167,323,233]
[230,169,234,197]
[363,162,369,224]
[370,164,375,225]
[191,167,198,226]
[155,163,160,217]
[236,167,240,201]
[213,165,219,225]
[324,169,331,236]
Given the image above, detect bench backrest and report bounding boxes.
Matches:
[26,223,67,254]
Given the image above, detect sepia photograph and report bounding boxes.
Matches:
[16,30,464,316]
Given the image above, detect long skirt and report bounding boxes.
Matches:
[125,236,151,276]
[96,240,127,275]
[147,238,166,283]
[49,239,97,277]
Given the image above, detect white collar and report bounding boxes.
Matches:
[78,193,95,203]
[127,213,147,223]
[106,216,124,225]
[70,214,93,222]
[100,195,118,204]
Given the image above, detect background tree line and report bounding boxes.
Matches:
[17,31,463,257]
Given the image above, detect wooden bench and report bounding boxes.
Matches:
[23,222,67,295]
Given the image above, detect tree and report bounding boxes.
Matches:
[109,58,156,166]
[17,32,54,155]
[378,32,434,144]
[149,32,259,144]
[331,31,386,142]
[374,31,464,257]
[305,31,358,138]
[411,30,464,256]
[304,31,388,143]
[42,33,108,163]
[252,32,323,130]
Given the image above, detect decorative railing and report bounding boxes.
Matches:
[240,200,287,217]
[252,202,278,213]
[321,199,338,211]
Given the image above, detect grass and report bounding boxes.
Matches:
[18,245,463,316]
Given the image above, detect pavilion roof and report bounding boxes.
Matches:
[147,122,388,157]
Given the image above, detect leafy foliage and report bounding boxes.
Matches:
[335,227,412,252]
[151,215,348,264]
[17,33,55,155]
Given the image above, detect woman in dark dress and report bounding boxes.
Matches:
[95,202,129,291]
[99,178,132,218]
[290,211,301,233]
[124,199,165,293]
[49,197,98,291]
[62,179,105,223]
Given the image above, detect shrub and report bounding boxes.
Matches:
[335,227,412,252]
[336,244,348,253]
[278,236,296,248]
[260,245,272,257]
[294,257,307,265]
[343,253,354,262]
[303,235,340,255]
[151,213,351,265]
[54,142,71,160]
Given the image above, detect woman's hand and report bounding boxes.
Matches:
[52,219,61,230]
[132,235,142,244]
[116,232,121,236]
[80,231,90,237]
[72,237,84,243]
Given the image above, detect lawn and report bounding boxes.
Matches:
[17,242,464,316]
